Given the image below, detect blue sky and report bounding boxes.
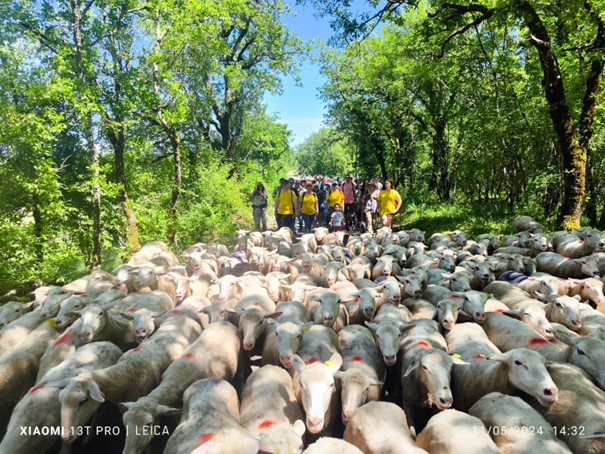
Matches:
[263,2,334,147]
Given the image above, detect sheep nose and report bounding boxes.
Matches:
[384,355,396,365]
[544,387,558,397]
[439,396,453,406]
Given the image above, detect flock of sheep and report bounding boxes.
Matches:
[0,215,605,453]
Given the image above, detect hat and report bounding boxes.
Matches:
[288,178,294,183]
[345,175,351,179]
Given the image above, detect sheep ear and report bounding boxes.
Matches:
[291,355,305,374]
[573,295,582,301]
[266,318,278,326]
[403,359,418,377]
[118,402,135,413]
[325,353,342,374]
[399,323,416,333]
[292,419,306,436]
[452,357,470,365]
[88,381,105,403]
[157,404,181,416]
[44,379,71,389]
[264,311,282,320]
[488,352,511,363]
[364,321,379,333]
[368,377,384,386]
[502,309,522,319]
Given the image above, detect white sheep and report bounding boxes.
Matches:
[76,304,135,350]
[527,362,605,454]
[469,392,572,453]
[133,266,177,301]
[57,311,202,439]
[451,348,558,412]
[416,409,499,453]
[0,301,33,329]
[302,437,364,454]
[127,241,170,265]
[0,309,45,354]
[335,325,385,424]
[536,251,599,278]
[365,304,414,366]
[35,318,85,383]
[554,230,605,258]
[0,341,122,452]
[343,401,427,453]
[291,352,342,435]
[0,321,58,435]
[445,322,501,360]
[239,365,305,453]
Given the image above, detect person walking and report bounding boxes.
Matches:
[330,204,345,232]
[316,184,327,226]
[377,179,402,229]
[274,179,298,230]
[249,182,268,232]
[361,180,379,234]
[342,175,357,227]
[299,183,318,233]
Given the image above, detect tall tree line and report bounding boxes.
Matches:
[309,0,605,230]
[0,0,302,290]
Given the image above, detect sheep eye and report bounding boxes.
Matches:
[421,365,429,370]
[577,348,587,356]
[514,360,523,366]
[78,399,87,408]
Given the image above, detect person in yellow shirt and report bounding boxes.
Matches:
[299,183,318,233]
[377,179,402,229]
[326,182,344,221]
[274,180,298,230]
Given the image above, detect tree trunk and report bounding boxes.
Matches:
[516,0,586,230]
[71,0,101,267]
[108,126,140,253]
[433,119,450,201]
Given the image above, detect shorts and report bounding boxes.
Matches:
[332,225,343,232]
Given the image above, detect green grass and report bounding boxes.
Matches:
[396,200,514,238]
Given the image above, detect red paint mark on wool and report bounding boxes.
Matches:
[353,297,359,303]
[495,309,504,313]
[127,307,137,312]
[474,354,486,360]
[579,240,585,244]
[171,309,181,314]
[417,341,430,348]
[183,352,194,359]
[351,355,364,362]
[528,337,550,346]
[133,347,142,352]
[54,330,73,347]
[306,357,319,364]
[198,433,214,444]
[29,383,45,394]
[258,419,276,430]
[450,294,462,299]
[253,303,262,308]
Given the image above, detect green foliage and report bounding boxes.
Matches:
[295,127,355,176]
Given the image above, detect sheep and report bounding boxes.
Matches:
[554,229,605,258]
[35,319,85,383]
[416,409,500,453]
[133,266,177,300]
[500,271,560,299]
[371,255,401,280]
[486,305,600,373]
[578,303,605,336]
[62,270,116,294]
[163,378,255,454]
[513,215,544,234]
[302,437,364,454]
[526,362,605,454]
[565,277,605,304]
[403,297,438,320]
[128,241,170,266]
[309,290,349,332]
[0,321,58,435]
[262,320,312,370]
[0,301,33,329]
[57,311,202,440]
[120,320,240,453]
[399,319,462,432]
[239,365,305,453]
[365,304,414,366]
[0,341,123,454]
[336,325,385,424]
[76,304,135,350]
[235,305,281,351]
[291,352,342,435]
[536,251,600,278]
[0,310,45,355]
[53,295,90,329]
[340,288,377,325]
[342,401,427,453]
[445,322,501,361]
[450,348,558,412]
[468,392,572,454]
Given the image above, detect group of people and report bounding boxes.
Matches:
[249,175,402,234]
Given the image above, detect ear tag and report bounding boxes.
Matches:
[325,360,335,366]
[302,325,310,332]
[451,353,461,359]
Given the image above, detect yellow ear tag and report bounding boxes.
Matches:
[325,360,335,366]
[451,353,461,359]
[302,325,310,332]
[487,293,493,299]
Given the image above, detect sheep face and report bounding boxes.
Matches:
[336,368,382,424]
[292,353,342,434]
[490,349,558,407]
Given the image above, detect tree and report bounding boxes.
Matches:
[295,128,355,176]
[307,0,605,229]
